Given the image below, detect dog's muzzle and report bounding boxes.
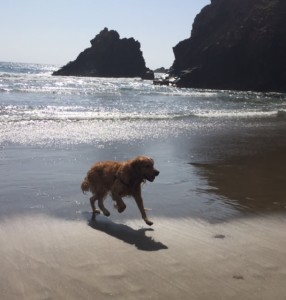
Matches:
[146,169,160,182]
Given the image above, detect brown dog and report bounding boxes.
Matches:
[81,156,159,226]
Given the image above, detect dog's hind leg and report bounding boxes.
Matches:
[90,195,100,214]
[97,197,111,217]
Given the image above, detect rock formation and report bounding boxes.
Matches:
[53,28,154,80]
[154,67,169,73]
[169,0,286,93]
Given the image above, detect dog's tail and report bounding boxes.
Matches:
[81,177,90,194]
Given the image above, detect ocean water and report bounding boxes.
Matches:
[1,61,286,223]
[1,61,286,147]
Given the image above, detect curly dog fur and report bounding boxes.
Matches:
[81,156,159,226]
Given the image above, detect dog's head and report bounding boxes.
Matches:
[131,156,160,182]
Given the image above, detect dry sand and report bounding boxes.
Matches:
[1,214,286,300]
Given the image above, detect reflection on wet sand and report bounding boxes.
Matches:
[192,149,286,215]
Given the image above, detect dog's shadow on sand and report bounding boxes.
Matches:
[87,213,168,251]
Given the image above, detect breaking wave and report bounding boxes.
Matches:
[1,62,286,146]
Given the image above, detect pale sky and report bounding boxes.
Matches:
[0,0,210,69]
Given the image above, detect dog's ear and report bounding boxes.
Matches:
[121,157,145,185]
[130,157,142,172]
[117,157,150,186]
[130,156,149,181]
[117,162,136,186]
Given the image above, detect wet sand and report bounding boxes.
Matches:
[1,124,286,299]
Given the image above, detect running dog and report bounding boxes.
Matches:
[81,156,159,226]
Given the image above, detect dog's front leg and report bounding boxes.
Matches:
[133,194,153,226]
[111,192,126,213]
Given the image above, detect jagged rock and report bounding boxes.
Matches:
[169,0,286,92]
[154,67,169,73]
[53,28,154,80]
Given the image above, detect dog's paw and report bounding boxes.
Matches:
[144,218,153,226]
[114,203,126,213]
[118,205,127,213]
[91,211,100,221]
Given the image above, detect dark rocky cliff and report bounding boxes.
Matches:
[53,28,154,80]
[170,0,286,92]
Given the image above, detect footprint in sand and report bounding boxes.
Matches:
[213,234,226,239]
[233,275,244,280]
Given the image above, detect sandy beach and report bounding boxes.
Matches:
[1,122,286,299]
[0,215,286,300]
